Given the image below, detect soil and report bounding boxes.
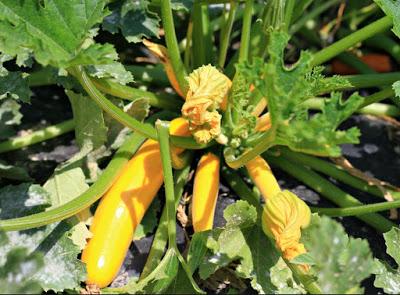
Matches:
[1,85,399,293]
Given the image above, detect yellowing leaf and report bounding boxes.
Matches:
[143,39,184,97]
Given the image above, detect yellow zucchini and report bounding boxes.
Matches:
[245,156,280,200]
[81,118,190,288]
[192,152,220,232]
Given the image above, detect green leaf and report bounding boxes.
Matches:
[301,215,374,294]
[270,258,305,294]
[0,71,31,103]
[165,264,200,294]
[374,0,400,38]
[4,222,86,292]
[373,227,400,294]
[103,0,160,43]
[0,183,51,219]
[238,31,362,157]
[170,0,194,11]
[43,166,92,251]
[87,63,134,85]
[106,97,150,150]
[0,0,112,68]
[223,200,257,228]
[393,80,400,103]
[44,167,89,209]
[105,248,179,294]
[0,188,86,292]
[0,232,44,294]
[0,99,22,140]
[0,161,32,181]
[67,90,108,150]
[0,178,85,292]
[195,201,287,294]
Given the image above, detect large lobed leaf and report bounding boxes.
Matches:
[373,227,400,294]
[0,0,114,68]
[237,31,362,157]
[374,0,400,38]
[302,215,375,294]
[0,183,86,292]
[0,231,44,294]
[103,0,160,43]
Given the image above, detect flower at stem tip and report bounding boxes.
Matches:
[262,190,311,270]
[181,65,231,144]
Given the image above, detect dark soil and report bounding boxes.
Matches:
[1,85,399,293]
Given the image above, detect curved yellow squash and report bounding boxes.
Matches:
[81,118,190,288]
[245,156,280,200]
[192,152,220,232]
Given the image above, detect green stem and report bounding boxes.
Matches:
[140,165,191,279]
[0,131,145,231]
[312,16,393,66]
[320,72,400,93]
[0,119,74,154]
[312,199,400,217]
[192,3,207,68]
[287,262,322,294]
[283,0,296,32]
[156,120,178,248]
[278,148,400,200]
[304,98,400,117]
[224,130,278,169]
[72,66,206,150]
[365,34,400,63]
[184,20,193,70]
[239,0,254,62]
[156,120,204,293]
[358,102,400,117]
[337,52,376,74]
[218,2,237,68]
[160,0,188,94]
[360,87,395,108]
[290,0,341,35]
[265,155,395,232]
[92,78,182,110]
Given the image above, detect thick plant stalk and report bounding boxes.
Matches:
[0,119,75,154]
[81,118,190,288]
[192,152,220,232]
[265,154,395,233]
[312,16,392,66]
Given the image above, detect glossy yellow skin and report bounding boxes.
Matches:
[81,118,190,288]
[192,153,220,232]
[245,156,281,200]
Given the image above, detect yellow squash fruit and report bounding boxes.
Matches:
[81,118,190,288]
[192,152,220,232]
[245,156,281,200]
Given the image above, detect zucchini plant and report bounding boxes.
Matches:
[0,0,400,293]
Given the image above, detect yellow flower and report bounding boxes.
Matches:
[181,65,231,144]
[262,190,311,269]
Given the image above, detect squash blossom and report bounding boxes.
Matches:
[181,65,231,144]
[262,190,311,269]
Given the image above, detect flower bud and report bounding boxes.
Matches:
[262,190,311,267]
